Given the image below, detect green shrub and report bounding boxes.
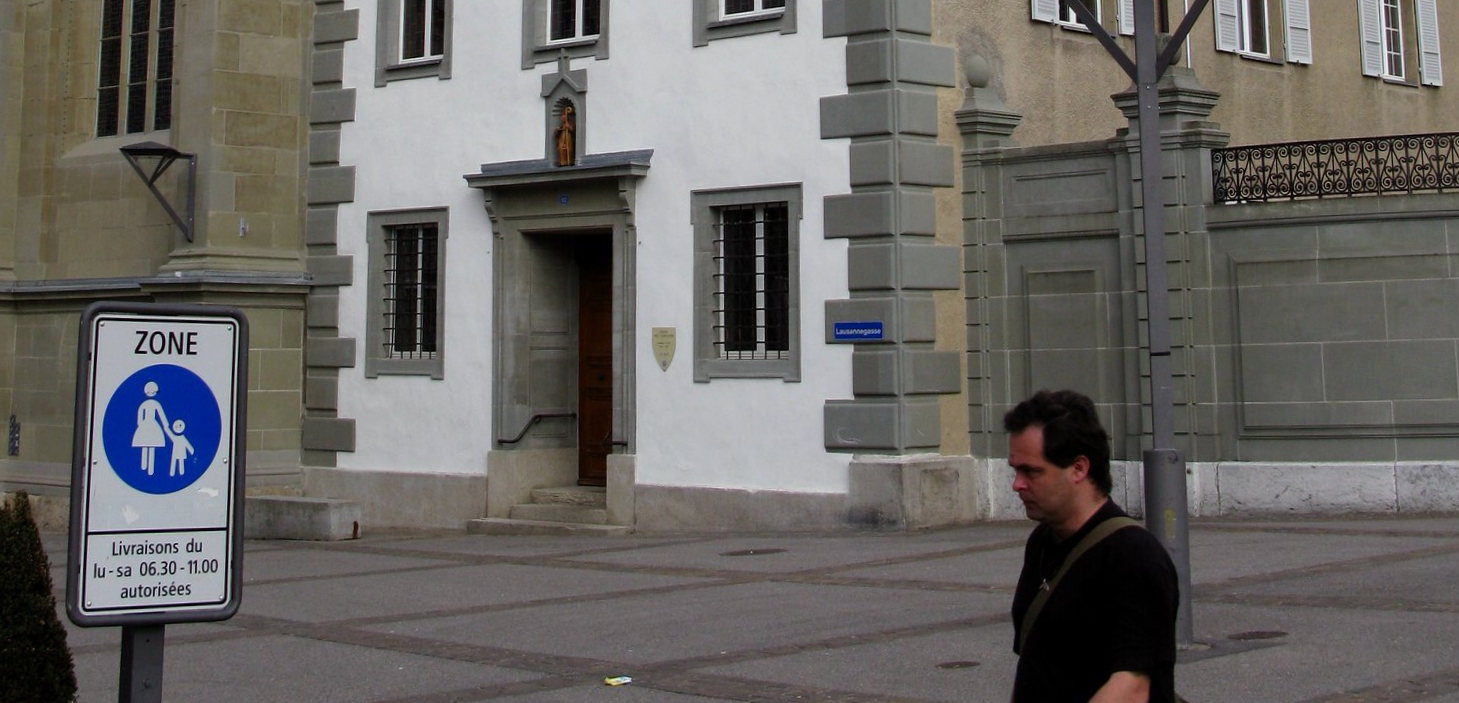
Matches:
[0,491,79,703]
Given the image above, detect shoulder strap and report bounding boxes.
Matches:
[1017,516,1142,652]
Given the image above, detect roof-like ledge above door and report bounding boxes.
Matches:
[464,149,652,190]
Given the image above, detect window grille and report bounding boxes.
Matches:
[384,223,439,359]
[98,0,174,137]
[712,203,789,360]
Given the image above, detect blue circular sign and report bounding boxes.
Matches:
[101,364,222,495]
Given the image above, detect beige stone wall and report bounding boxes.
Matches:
[0,0,312,493]
[936,0,1459,148]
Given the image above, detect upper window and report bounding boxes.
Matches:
[1359,0,1442,86]
[523,0,609,68]
[375,0,453,86]
[692,185,802,382]
[1215,0,1311,63]
[1030,0,1133,37]
[694,0,797,46]
[97,0,174,137]
[366,208,449,379]
[549,0,601,43]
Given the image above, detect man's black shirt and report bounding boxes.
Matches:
[1011,501,1179,703]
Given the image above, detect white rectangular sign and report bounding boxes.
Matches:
[68,303,248,626]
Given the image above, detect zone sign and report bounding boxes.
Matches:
[67,302,249,627]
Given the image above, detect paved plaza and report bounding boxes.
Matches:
[44,513,1459,702]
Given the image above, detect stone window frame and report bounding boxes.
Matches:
[375,0,454,87]
[97,0,176,137]
[365,207,449,379]
[693,0,797,46]
[521,0,610,69]
[692,183,802,383]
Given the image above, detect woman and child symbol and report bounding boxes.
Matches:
[131,380,194,477]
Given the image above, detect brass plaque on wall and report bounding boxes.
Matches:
[652,327,675,371]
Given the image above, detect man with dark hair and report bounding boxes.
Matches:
[1006,389,1178,703]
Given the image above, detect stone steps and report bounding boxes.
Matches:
[471,485,625,536]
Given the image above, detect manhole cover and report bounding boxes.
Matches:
[1228,630,1287,641]
[936,661,980,670]
[720,548,787,557]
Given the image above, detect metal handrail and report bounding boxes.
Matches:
[497,412,576,445]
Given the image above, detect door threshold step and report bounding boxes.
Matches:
[530,485,608,507]
[466,517,631,537]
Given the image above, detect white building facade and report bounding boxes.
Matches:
[302,0,973,530]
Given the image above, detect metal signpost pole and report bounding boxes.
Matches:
[1065,0,1209,647]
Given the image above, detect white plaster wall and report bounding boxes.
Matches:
[332,2,854,490]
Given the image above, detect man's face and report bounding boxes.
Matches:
[1009,425,1082,527]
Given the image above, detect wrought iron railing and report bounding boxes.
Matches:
[1213,132,1459,202]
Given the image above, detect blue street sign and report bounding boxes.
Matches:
[101,364,222,495]
[833,321,884,341]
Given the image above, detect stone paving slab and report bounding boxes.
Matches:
[35,516,1459,703]
[1179,603,1459,702]
[558,534,1022,575]
[699,622,1017,703]
[74,633,542,703]
[364,581,1007,667]
[244,563,717,624]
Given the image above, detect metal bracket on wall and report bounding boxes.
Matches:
[120,141,197,242]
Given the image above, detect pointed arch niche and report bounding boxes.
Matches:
[542,53,587,164]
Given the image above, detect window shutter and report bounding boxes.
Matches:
[1357,0,1383,77]
[1119,0,1134,36]
[1213,0,1238,52]
[1032,0,1058,23]
[1285,0,1312,64]
[1417,0,1443,86]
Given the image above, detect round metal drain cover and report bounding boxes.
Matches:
[1228,630,1287,641]
[936,661,980,670]
[720,548,787,557]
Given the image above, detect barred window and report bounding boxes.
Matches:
[714,203,789,360]
[693,184,801,382]
[367,209,448,378]
[98,0,174,137]
[384,224,439,358]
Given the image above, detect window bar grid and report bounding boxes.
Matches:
[711,203,789,361]
[384,224,439,359]
[125,0,152,135]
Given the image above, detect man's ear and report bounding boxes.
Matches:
[1068,455,1091,483]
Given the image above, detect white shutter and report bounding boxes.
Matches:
[1417,0,1443,86]
[1285,0,1312,64]
[1358,0,1384,77]
[1214,0,1239,52]
[1119,0,1134,36]
[1032,0,1059,23]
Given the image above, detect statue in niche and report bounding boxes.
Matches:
[555,106,576,167]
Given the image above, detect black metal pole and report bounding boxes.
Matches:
[119,624,165,703]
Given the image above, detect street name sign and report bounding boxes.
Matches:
[67,302,248,627]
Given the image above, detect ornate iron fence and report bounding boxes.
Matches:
[1213,133,1459,202]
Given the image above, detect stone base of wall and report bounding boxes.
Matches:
[847,454,980,527]
[633,484,848,532]
[304,466,487,529]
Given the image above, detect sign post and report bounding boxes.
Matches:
[66,302,248,702]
